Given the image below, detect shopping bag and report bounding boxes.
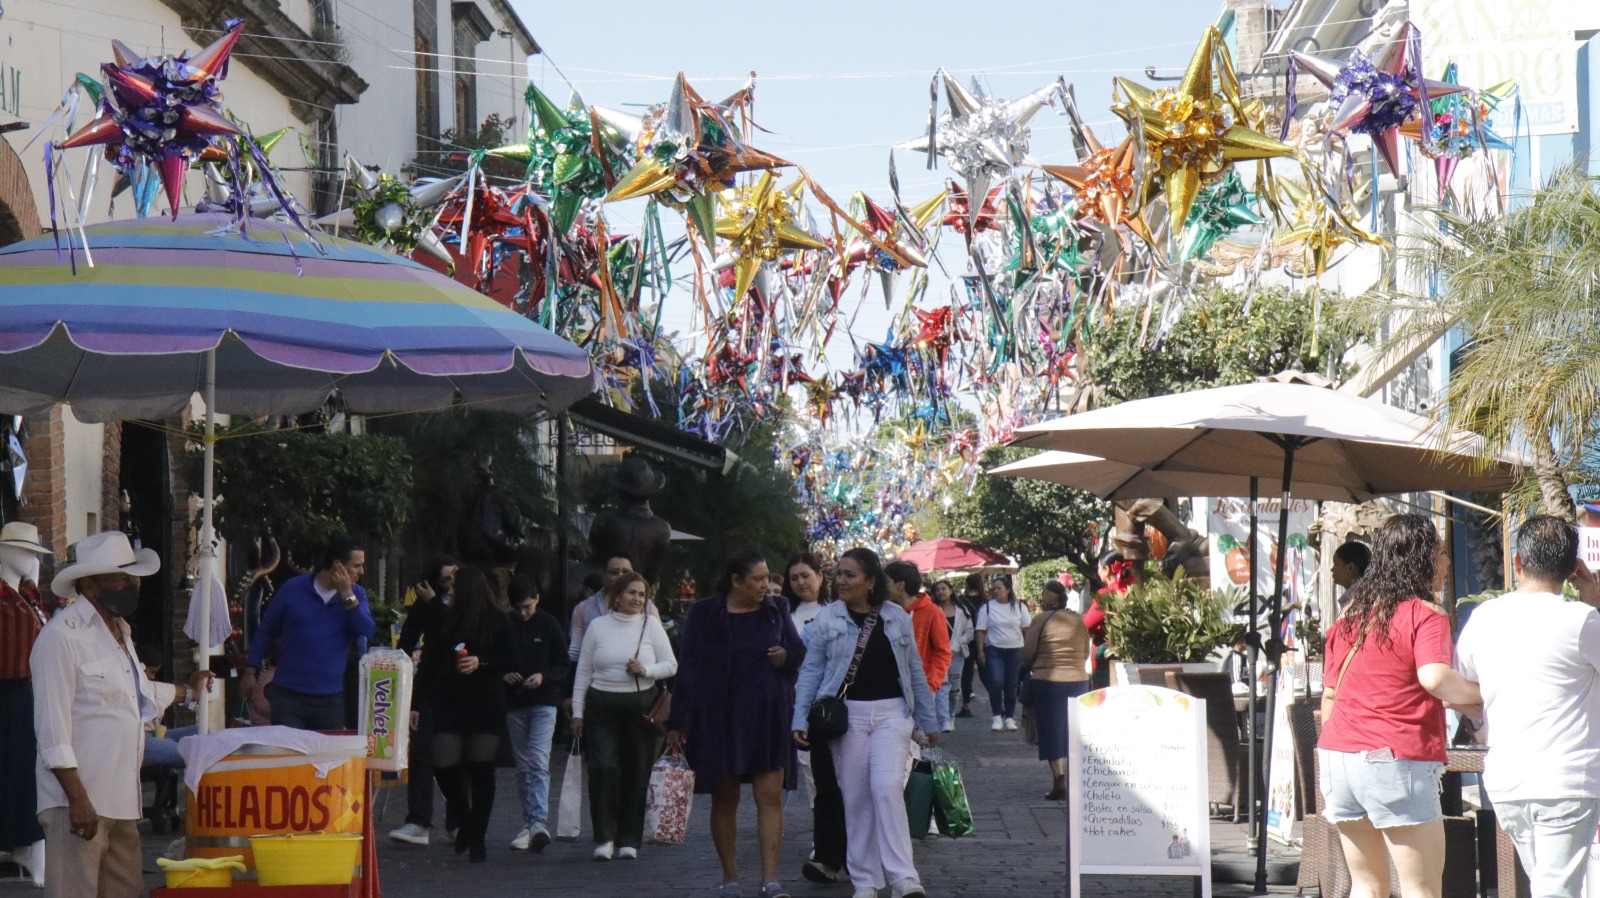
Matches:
[929,749,974,838]
[555,741,585,841]
[643,747,696,844]
[905,758,935,840]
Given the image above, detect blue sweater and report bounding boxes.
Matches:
[247,574,376,696]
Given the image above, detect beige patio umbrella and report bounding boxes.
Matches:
[1008,377,1521,890]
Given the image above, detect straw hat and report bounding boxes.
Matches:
[0,521,49,555]
[50,531,159,598]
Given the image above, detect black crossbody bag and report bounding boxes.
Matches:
[806,610,878,742]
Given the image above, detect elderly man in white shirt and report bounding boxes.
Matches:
[30,532,212,898]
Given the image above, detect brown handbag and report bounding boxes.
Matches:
[632,615,671,736]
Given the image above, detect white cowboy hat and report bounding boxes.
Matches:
[50,531,159,598]
[0,521,49,555]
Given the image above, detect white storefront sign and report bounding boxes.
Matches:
[1416,0,1582,135]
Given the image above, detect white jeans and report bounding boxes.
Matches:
[831,697,918,890]
[1496,798,1600,898]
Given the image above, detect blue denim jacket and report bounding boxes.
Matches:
[790,601,938,734]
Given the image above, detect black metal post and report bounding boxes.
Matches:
[1254,438,1301,894]
[556,414,570,618]
[1245,477,1260,845]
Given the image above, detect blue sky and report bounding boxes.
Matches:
[509,0,1222,349]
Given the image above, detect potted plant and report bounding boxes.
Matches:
[1103,569,1247,673]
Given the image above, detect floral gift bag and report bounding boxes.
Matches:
[644,748,695,844]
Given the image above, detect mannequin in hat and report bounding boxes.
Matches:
[0,521,49,886]
[30,531,213,898]
[588,456,673,590]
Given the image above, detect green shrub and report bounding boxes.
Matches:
[1103,570,1246,663]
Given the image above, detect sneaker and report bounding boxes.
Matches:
[942,722,956,732]
[889,877,926,898]
[851,888,879,898]
[717,882,744,897]
[1004,717,1019,731]
[955,708,973,718]
[388,823,430,845]
[759,882,790,898]
[593,841,614,861]
[445,827,458,843]
[801,860,839,884]
[529,825,551,851]
[991,715,1004,731]
[617,846,638,860]
[510,827,531,850]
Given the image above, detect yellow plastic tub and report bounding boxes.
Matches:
[156,855,244,888]
[249,833,361,886]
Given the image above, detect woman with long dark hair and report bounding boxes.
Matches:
[932,579,973,733]
[573,572,676,861]
[1021,581,1091,800]
[792,548,939,898]
[781,552,846,885]
[784,552,827,633]
[668,550,806,898]
[975,574,1031,732]
[412,566,513,862]
[1318,515,1481,898]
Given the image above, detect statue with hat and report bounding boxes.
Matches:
[0,521,50,886]
[588,456,673,589]
[459,454,529,606]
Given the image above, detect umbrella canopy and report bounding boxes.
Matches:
[898,537,1011,572]
[1010,381,1519,496]
[989,450,1367,502]
[0,215,597,419]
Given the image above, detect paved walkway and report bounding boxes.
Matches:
[0,700,1303,897]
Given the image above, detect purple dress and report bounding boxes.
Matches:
[666,595,806,794]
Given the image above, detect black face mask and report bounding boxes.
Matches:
[97,585,140,618]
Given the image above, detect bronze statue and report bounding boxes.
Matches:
[587,456,672,588]
[459,454,527,605]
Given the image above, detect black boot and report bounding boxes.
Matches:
[436,765,472,854]
[466,761,495,862]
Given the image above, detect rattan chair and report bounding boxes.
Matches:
[1165,670,1249,820]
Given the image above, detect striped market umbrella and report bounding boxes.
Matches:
[0,214,596,730]
[0,214,596,420]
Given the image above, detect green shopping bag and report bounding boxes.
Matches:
[930,749,974,837]
[905,758,935,839]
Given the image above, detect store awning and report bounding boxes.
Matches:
[566,397,734,473]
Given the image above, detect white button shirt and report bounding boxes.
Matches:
[31,597,176,820]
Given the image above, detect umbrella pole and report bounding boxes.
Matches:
[196,349,218,734]
[1246,477,1260,848]
[1254,439,1301,893]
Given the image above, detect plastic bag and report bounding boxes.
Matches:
[905,758,935,840]
[929,748,974,838]
[556,741,584,840]
[644,747,695,844]
[358,649,413,772]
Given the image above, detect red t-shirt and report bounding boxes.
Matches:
[1318,597,1454,762]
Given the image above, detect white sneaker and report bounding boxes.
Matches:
[851,888,878,898]
[991,715,1004,731]
[593,841,615,860]
[1004,717,1018,731]
[510,827,531,850]
[388,823,429,845]
[529,825,551,851]
[942,722,956,732]
[617,846,638,859]
[889,876,926,898]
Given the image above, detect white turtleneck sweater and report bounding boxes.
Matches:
[572,611,678,718]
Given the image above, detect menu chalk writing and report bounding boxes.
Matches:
[1070,685,1210,898]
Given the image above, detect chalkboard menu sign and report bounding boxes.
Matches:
[1069,685,1211,898]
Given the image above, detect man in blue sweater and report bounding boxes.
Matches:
[242,536,376,730]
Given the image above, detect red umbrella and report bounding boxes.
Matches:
[897,537,1012,572]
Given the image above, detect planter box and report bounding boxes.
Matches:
[1110,661,1222,687]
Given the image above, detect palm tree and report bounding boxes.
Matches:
[1367,164,1600,518]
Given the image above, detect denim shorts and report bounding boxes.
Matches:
[1317,748,1444,829]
